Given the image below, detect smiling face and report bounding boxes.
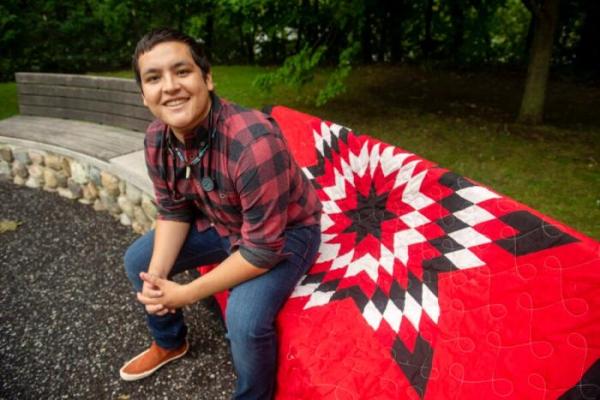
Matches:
[138,41,214,140]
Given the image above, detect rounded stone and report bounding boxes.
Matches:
[125,183,142,205]
[13,175,26,185]
[133,205,151,226]
[43,168,59,189]
[131,221,146,235]
[57,187,77,200]
[61,157,71,176]
[28,150,46,165]
[45,154,65,171]
[141,195,158,221]
[0,146,14,162]
[93,199,107,212]
[99,188,121,215]
[13,151,30,164]
[28,164,44,179]
[25,176,42,189]
[89,166,102,186]
[117,195,135,218]
[12,160,28,178]
[120,213,132,226]
[101,171,120,197]
[67,179,83,199]
[0,160,11,179]
[69,160,89,184]
[56,171,68,188]
[82,182,99,201]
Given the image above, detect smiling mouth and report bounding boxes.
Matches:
[164,98,189,107]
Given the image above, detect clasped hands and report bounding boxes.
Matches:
[137,272,193,316]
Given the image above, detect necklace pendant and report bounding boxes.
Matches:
[185,166,190,179]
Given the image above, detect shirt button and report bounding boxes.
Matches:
[200,141,206,147]
[210,222,215,227]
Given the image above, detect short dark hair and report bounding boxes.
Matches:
[132,27,211,88]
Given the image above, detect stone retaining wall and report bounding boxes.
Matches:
[0,143,157,235]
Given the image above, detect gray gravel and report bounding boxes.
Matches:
[0,181,236,399]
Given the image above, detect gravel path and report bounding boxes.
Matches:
[0,181,236,399]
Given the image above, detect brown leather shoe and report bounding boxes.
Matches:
[119,340,189,381]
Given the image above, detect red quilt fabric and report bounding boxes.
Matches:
[202,106,600,399]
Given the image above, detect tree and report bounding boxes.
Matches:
[575,0,600,75]
[518,0,561,124]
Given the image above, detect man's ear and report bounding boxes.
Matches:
[141,93,148,107]
[205,73,214,91]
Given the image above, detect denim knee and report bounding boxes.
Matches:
[226,306,275,345]
[123,240,152,291]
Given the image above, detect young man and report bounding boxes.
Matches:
[120,28,322,399]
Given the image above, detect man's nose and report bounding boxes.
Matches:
[163,74,180,92]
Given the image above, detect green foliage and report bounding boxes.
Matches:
[488,0,531,64]
[316,42,360,106]
[254,45,327,102]
[253,40,360,107]
[0,0,596,91]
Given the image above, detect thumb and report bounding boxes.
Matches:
[140,272,163,287]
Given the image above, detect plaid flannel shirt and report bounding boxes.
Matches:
[144,94,322,268]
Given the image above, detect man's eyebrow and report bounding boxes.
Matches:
[172,61,192,69]
[142,61,192,76]
[141,67,160,77]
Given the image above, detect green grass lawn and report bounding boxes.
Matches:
[2,65,599,238]
[0,82,18,120]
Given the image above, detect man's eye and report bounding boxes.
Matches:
[146,76,159,83]
[177,70,190,76]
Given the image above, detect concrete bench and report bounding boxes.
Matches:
[16,72,152,131]
[0,73,153,196]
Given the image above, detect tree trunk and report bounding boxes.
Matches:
[422,0,434,59]
[361,9,373,63]
[389,0,404,62]
[575,0,600,72]
[246,32,255,64]
[517,0,560,125]
[311,0,320,45]
[449,0,464,62]
[377,19,386,62]
[297,0,309,52]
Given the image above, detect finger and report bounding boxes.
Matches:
[143,287,164,298]
[140,272,161,287]
[145,303,164,314]
[155,307,170,316]
[143,281,159,291]
[137,291,160,305]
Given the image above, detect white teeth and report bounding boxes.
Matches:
[165,98,187,107]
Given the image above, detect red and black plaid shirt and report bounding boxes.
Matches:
[144,94,322,268]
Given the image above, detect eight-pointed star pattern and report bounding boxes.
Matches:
[289,120,579,398]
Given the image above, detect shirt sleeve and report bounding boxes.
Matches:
[234,134,291,269]
[144,135,195,223]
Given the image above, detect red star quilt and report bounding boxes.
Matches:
[203,106,600,400]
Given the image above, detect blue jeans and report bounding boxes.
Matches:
[124,224,321,400]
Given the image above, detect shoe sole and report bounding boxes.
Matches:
[119,341,189,381]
